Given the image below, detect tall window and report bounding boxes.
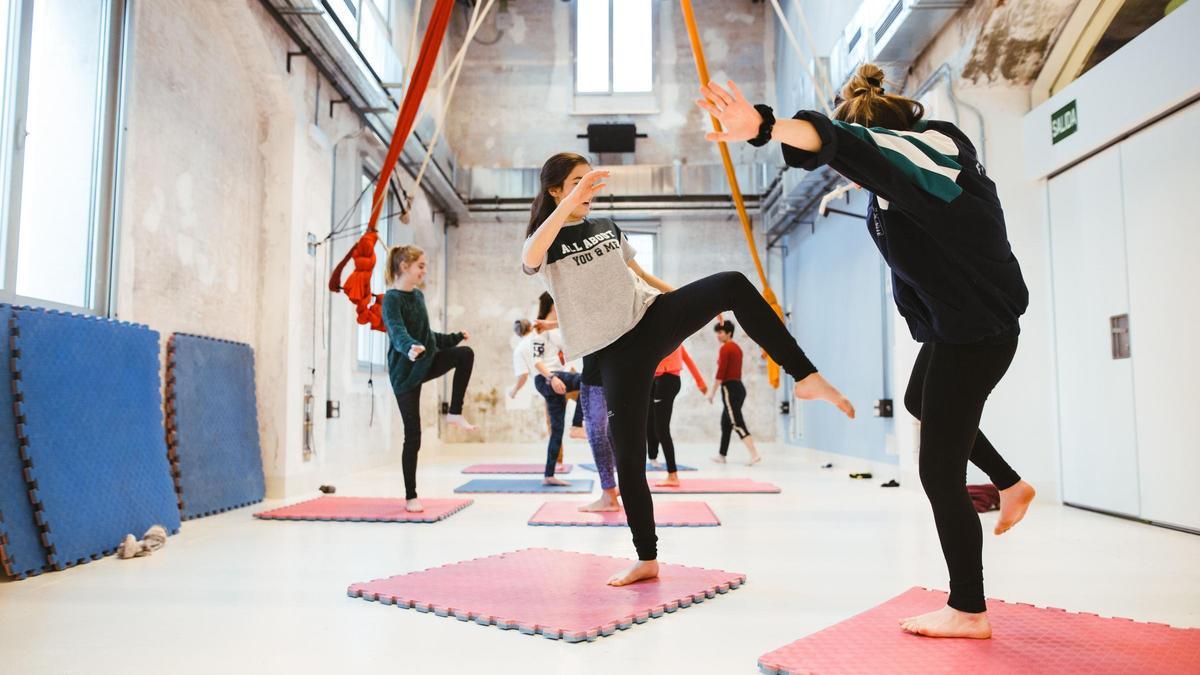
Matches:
[0,0,124,312]
[576,0,653,94]
[356,169,398,370]
[624,230,657,276]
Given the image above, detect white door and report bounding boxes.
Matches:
[1048,146,1141,516]
[1119,101,1200,531]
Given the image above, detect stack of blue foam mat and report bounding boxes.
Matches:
[7,307,179,572]
[0,304,49,578]
[165,333,264,520]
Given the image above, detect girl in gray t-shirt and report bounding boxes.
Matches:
[521,152,855,588]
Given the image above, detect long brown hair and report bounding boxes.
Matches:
[526,152,590,238]
[833,64,924,130]
[384,244,424,285]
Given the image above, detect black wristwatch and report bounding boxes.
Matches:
[748,104,776,147]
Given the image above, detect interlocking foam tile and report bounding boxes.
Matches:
[454,479,594,494]
[528,501,720,527]
[11,308,180,570]
[166,333,265,520]
[0,305,49,579]
[650,478,780,494]
[347,548,745,642]
[580,462,697,472]
[255,497,472,523]
[757,587,1200,675]
[462,463,572,474]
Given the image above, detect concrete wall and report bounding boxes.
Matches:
[445,212,778,445]
[443,0,777,168]
[117,0,453,498]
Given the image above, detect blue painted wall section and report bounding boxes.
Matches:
[782,191,896,464]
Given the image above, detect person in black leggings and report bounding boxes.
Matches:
[522,153,855,587]
[905,341,1022,615]
[382,245,476,513]
[646,344,706,486]
[698,64,1038,638]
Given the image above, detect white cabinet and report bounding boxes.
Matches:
[1119,102,1200,532]
[1048,146,1140,517]
[1048,101,1200,531]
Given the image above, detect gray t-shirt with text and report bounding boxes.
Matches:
[523,217,659,361]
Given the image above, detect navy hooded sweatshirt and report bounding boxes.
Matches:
[780,110,1028,345]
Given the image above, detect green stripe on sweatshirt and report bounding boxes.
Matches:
[833,121,964,202]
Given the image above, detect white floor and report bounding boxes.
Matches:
[2,442,1198,674]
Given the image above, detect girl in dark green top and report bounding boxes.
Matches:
[382,244,476,512]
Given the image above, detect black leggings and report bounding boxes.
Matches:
[395,346,475,500]
[595,272,817,560]
[905,340,1020,614]
[718,380,750,455]
[645,373,682,472]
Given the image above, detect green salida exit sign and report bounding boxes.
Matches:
[1051,100,1078,144]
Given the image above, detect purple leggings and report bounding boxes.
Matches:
[580,384,616,490]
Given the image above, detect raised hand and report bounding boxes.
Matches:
[695,80,761,144]
[460,330,470,341]
[564,169,610,206]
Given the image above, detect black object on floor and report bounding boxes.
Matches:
[849,472,873,480]
[881,479,900,488]
[319,485,337,494]
[821,463,834,469]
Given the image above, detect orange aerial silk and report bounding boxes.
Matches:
[679,0,783,388]
[329,0,457,331]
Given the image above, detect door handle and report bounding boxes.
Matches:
[1110,314,1131,360]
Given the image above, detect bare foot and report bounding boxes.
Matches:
[405,499,424,513]
[607,560,660,586]
[556,463,567,474]
[995,480,1036,535]
[649,459,664,470]
[794,373,855,419]
[655,473,680,488]
[711,455,726,464]
[569,426,586,440]
[899,605,991,639]
[579,491,621,512]
[747,453,762,466]
[444,414,477,431]
[543,476,571,487]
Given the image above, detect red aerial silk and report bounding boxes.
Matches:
[329,0,456,331]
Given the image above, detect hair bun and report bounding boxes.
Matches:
[843,63,887,100]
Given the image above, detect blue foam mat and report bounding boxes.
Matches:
[579,462,697,473]
[12,309,180,569]
[454,479,595,494]
[0,304,48,578]
[167,334,264,520]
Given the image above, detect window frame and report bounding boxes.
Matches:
[618,221,659,278]
[0,0,126,315]
[573,0,656,103]
[354,163,402,372]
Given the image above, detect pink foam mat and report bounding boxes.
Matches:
[650,478,781,494]
[758,587,1200,675]
[253,497,472,523]
[528,501,720,527]
[462,463,572,474]
[347,547,745,642]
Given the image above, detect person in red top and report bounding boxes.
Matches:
[647,344,707,487]
[707,320,760,464]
